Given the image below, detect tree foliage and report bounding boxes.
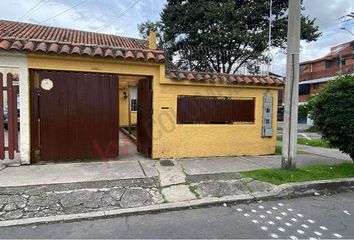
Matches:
[138,0,321,73]
[308,75,354,161]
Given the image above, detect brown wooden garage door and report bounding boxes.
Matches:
[30,70,119,162]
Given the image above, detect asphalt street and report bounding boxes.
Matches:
[0,191,353,239]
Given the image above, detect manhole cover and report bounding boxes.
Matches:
[160,160,175,166]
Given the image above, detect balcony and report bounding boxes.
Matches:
[300,65,354,81]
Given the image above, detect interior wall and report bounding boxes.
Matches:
[119,88,137,126]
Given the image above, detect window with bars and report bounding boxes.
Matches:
[177,96,255,124]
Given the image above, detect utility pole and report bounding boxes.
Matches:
[281,0,301,170]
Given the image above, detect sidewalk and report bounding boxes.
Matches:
[0,149,351,223]
[277,141,352,161]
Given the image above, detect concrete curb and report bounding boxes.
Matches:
[0,177,353,227]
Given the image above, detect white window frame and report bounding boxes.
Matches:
[130,86,137,112]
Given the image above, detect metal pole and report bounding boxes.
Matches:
[281,0,301,170]
[267,0,273,75]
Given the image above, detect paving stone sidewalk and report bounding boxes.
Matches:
[0,177,274,221]
[0,185,164,221]
[0,152,351,222]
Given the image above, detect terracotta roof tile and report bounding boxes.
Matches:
[48,43,58,53]
[0,20,165,62]
[125,50,134,59]
[147,52,155,61]
[115,49,124,59]
[60,44,70,54]
[166,70,284,86]
[35,42,47,52]
[24,41,34,51]
[71,46,81,55]
[94,47,103,57]
[10,40,22,50]
[136,51,145,60]
[104,49,113,58]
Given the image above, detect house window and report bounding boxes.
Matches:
[177,96,255,124]
[325,60,332,69]
[337,57,345,67]
[313,83,320,90]
[299,65,305,73]
[299,84,310,95]
[130,87,137,112]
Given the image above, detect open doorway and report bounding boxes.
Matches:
[118,76,152,159]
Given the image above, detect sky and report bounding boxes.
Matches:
[0,0,354,75]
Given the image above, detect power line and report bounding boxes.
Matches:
[94,0,141,32]
[17,0,47,21]
[39,0,87,24]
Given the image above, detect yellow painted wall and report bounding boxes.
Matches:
[27,54,281,160]
[119,88,137,126]
[152,76,279,159]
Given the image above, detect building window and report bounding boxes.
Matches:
[313,83,320,90]
[300,65,305,73]
[130,87,137,112]
[325,60,332,69]
[337,57,345,67]
[299,84,310,95]
[177,96,255,124]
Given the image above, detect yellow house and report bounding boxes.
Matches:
[0,20,283,164]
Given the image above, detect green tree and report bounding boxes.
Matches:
[138,0,321,73]
[308,75,354,161]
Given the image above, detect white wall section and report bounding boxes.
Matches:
[0,51,30,164]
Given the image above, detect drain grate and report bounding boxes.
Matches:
[159,160,175,166]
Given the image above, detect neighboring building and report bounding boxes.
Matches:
[0,20,283,164]
[299,40,354,103]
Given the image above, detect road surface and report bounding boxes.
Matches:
[0,191,353,239]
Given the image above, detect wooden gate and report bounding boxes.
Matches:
[30,70,119,162]
[137,77,152,157]
[0,72,19,160]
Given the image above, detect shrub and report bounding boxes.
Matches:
[308,75,354,161]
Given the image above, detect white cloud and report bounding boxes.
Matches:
[0,0,165,37]
[272,0,354,76]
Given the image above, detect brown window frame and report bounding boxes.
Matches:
[177,95,255,124]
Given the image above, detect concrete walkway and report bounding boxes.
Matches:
[178,153,350,177]
[277,141,352,161]
[0,150,350,188]
[297,144,352,161]
[0,160,158,188]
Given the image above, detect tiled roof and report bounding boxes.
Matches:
[166,70,284,86]
[0,20,165,62]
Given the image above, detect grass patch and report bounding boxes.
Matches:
[276,135,329,148]
[241,162,354,185]
[297,138,329,148]
[275,146,282,155]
